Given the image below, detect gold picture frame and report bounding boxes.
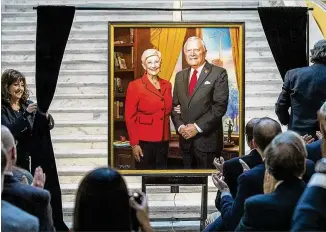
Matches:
[108,22,245,175]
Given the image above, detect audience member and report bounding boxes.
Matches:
[1,144,40,232]
[1,69,54,172]
[206,118,262,227]
[206,117,315,231]
[1,126,55,232]
[291,158,326,231]
[215,118,262,198]
[275,39,326,138]
[205,117,282,231]
[292,101,326,231]
[236,131,307,231]
[306,101,326,163]
[73,167,152,232]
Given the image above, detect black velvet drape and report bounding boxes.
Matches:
[258,7,308,81]
[32,6,75,231]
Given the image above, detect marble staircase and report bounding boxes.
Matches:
[1,0,283,230]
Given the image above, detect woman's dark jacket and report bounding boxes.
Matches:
[1,100,54,171]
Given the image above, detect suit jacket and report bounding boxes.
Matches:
[171,62,229,153]
[306,139,322,163]
[223,149,262,198]
[13,166,34,185]
[219,159,315,231]
[292,173,326,231]
[220,163,265,231]
[275,63,326,136]
[125,74,172,146]
[1,100,54,171]
[1,200,39,232]
[215,149,263,210]
[236,177,306,231]
[2,174,55,232]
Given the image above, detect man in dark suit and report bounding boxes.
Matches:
[220,118,262,198]
[292,159,326,231]
[1,125,55,232]
[171,36,229,169]
[236,131,307,231]
[275,39,326,138]
[1,145,40,232]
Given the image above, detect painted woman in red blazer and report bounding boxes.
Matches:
[125,49,172,169]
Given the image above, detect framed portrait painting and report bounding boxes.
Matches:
[108,22,245,175]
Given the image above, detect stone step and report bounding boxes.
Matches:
[4,1,259,12]
[1,20,263,31]
[246,79,282,93]
[1,28,267,40]
[18,71,281,85]
[2,46,271,61]
[52,135,107,150]
[61,187,217,202]
[28,82,107,94]
[246,90,279,98]
[245,70,281,81]
[49,111,108,122]
[30,95,107,109]
[2,59,274,72]
[182,0,259,7]
[56,157,107,168]
[62,201,216,218]
[50,121,107,136]
[1,12,261,22]
[54,149,107,159]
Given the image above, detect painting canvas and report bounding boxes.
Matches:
[108,23,245,174]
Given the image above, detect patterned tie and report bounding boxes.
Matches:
[188,69,198,96]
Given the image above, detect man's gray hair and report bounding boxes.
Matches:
[1,125,15,151]
[311,39,326,64]
[264,130,306,180]
[183,36,207,52]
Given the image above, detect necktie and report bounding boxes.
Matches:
[188,69,198,96]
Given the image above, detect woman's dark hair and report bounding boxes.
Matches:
[1,69,30,105]
[264,131,306,181]
[73,167,132,231]
[310,39,326,64]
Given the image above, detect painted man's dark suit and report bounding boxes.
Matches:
[171,61,229,168]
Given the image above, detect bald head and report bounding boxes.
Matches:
[253,117,282,156]
[1,125,15,151]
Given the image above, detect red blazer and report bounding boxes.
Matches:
[125,74,172,146]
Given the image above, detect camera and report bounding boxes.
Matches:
[130,191,143,232]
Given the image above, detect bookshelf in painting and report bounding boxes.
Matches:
[113,28,138,169]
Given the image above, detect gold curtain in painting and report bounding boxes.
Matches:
[150,28,187,81]
[196,28,203,40]
[230,28,241,89]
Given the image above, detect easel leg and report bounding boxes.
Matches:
[200,176,208,231]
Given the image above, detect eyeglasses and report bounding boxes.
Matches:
[15,140,18,146]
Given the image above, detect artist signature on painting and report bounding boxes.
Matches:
[119,165,131,169]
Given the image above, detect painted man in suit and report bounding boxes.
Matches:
[171,36,229,169]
